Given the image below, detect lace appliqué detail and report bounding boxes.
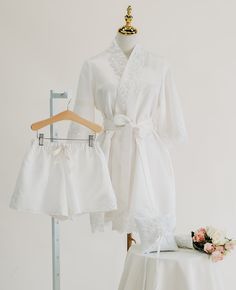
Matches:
[108,41,147,112]
[107,41,127,80]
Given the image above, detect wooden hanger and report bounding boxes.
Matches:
[31,110,103,133]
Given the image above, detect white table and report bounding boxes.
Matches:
[118,245,223,290]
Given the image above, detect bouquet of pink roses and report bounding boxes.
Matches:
[191,226,236,262]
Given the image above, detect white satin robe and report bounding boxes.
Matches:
[68,39,187,250]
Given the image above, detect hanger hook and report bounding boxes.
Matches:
[67,98,72,110]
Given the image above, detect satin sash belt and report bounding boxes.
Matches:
[104,114,154,138]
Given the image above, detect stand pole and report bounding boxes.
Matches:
[50,90,68,290]
[127,233,136,251]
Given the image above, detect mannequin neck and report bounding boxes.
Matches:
[115,33,138,57]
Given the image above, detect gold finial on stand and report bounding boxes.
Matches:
[118,5,138,35]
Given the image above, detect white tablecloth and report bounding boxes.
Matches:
[118,245,223,290]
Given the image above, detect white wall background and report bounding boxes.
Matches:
[0,0,235,289]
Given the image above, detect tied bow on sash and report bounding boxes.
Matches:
[104,114,153,139]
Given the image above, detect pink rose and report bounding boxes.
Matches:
[211,250,224,262]
[193,229,206,243]
[225,241,235,251]
[199,228,207,234]
[204,243,215,254]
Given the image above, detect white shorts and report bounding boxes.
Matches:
[10,139,117,220]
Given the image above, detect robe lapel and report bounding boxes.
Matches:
[106,41,147,222]
[108,39,146,115]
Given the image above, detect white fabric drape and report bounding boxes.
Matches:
[118,245,223,290]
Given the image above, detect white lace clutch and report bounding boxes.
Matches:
[135,214,178,253]
[175,234,194,249]
[149,234,178,253]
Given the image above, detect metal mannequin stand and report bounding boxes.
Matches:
[50,90,68,290]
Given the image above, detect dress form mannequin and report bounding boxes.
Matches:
[115,33,138,57]
[117,5,138,250]
[117,5,138,58]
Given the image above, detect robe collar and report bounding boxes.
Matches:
[107,38,146,80]
[107,38,147,114]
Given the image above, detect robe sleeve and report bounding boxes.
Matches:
[154,64,187,146]
[68,60,95,138]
